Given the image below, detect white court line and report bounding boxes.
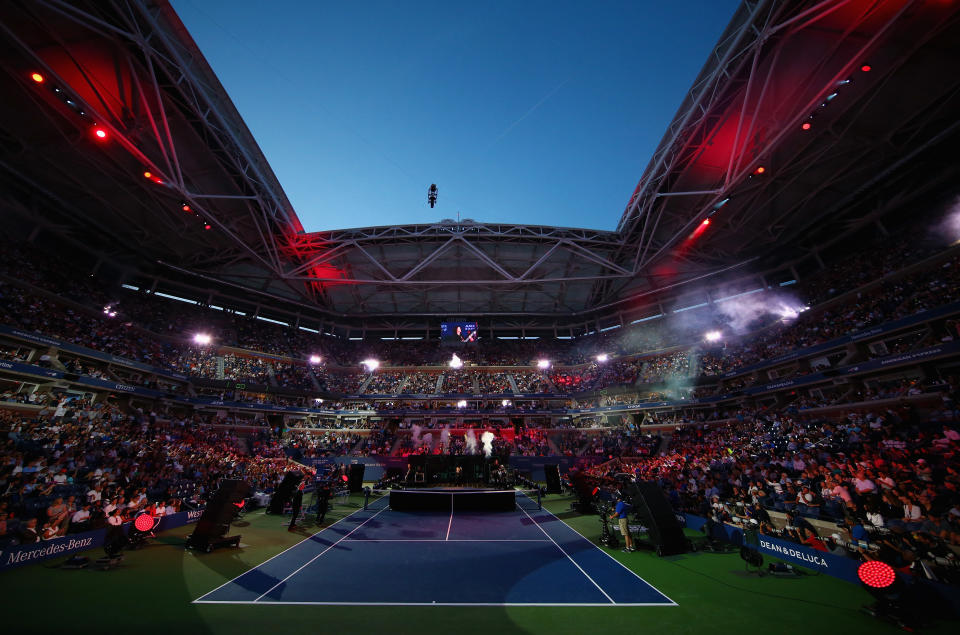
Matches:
[520,493,677,606]
[445,499,454,541]
[253,507,387,602]
[341,539,552,542]
[192,504,373,603]
[194,600,672,607]
[517,504,615,605]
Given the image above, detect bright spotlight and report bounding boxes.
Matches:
[361,359,379,372]
[536,359,550,369]
[801,122,812,131]
[30,72,44,83]
[308,355,321,365]
[92,126,107,140]
[501,399,511,407]
[456,400,467,409]
[595,354,609,363]
[704,330,722,342]
[192,333,212,346]
[448,353,463,369]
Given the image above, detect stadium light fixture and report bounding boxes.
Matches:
[30,72,44,83]
[704,330,722,342]
[456,400,467,409]
[754,166,765,175]
[801,122,812,131]
[361,359,379,372]
[308,355,321,365]
[536,359,550,369]
[860,64,872,72]
[596,354,609,363]
[701,219,710,226]
[449,353,463,369]
[92,125,108,141]
[502,399,511,407]
[858,561,895,588]
[192,333,212,346]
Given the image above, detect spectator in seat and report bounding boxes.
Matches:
[19,518,39,543]
[70,504,91,533]
[46,497,69,535]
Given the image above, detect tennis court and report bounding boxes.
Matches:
[194,490,676,607]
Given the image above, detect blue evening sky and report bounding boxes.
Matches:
[171,0,740,232]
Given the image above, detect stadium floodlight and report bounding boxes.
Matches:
[193,333,212,346]
[457,400,467,409]
[536,359,550,369]
[102,305,117,318]
[595,354,609,363]
[704,331,722,342]
[501,399,511,407]
[361,358,379,372]
[308,355,321,365]
[448,353,463,369]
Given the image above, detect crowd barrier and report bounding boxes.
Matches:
[0,508,203,572]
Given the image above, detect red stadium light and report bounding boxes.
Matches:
[143,171,152,179]
[133,514,155,532]
[801,122,812,131]
[30,72,44,83]
[754,166,765,175]
[92,126,108,141]
[860,64,872,72]
[701,219,710,226]
[858,561,896,588]
[203,223,212,231]
[341,475,349,482]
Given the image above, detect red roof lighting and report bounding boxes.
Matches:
[30,72,44,83]
[801,122,812,131]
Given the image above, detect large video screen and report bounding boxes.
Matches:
[440,321,478,345]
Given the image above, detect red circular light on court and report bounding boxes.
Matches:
[860,64,872,72]
[30,72,44,83]
[801,122,812,130]
[857,561,895,588]
[134,514,155,532]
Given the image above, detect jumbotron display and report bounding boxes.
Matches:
[440,321,478,344]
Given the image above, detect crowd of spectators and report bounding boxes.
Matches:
[0,399,299,548]
[580,401,960,580]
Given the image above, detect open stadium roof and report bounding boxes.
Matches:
[1,0,959,336]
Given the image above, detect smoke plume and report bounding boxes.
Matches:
[481,431,495,458]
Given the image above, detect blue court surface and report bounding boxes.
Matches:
[194,494,676,607]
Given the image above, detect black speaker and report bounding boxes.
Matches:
[629,481,687,556]
[348,464,365,493]
[267,471,304,514]
[186,479,251,551]
[544,464,562,494]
